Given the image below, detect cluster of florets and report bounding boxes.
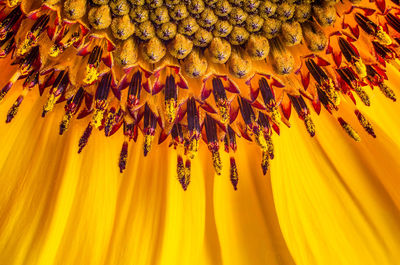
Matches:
[59,0,339,78]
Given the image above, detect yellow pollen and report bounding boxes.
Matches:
[358,113,374,136]
[177,160,185,180]
[16,34,35,57]
[261,151,269,174]
[217,101,230,124]
[379,83,397,101]
[270,106,281,125]
[105,111,115,128]
[354,58,367,78]
[321,79,340,106]
[7,101,19,119]
[144,134,154,155]
[165,98,177,123]
[354,85,370,106]
[328,79,340,106]
[92,108,105,128]
[84,65,99,84]
[304,114,315,137]
[265,135,274,158]
[184,166,190,184]
[120,152,127,166]
[7,0,20,7]
[60,113,72,132]
[211,150,222,175]
[255,130,268,151]
[65,37,78,48]
[43,94,57,113]
[376,27,392,45]
[0,91,7,101]
[49,45,61,57]
[341,122,361,142]
[230,160,238,185]
[187,137,199,159]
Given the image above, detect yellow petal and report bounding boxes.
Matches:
[273,108,400,265]
[213,145,295,265]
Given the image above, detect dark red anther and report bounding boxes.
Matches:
[238,97,255,126]
[0,7,22,39]
[386,13,400,33]
[230,157,238,190]
[60,87,85,134]
[288,95,309,118]
[31,15,50,35]
[305,59,329,86]
[67,87,85,113]
[17,45,40,74]
[123,122,138,141]
[184,159,191,189]
[227,125,237,152]
[177,155,190,190]
[144,104,157,132]
[187,97,200,134]
[22,44,39,64]
[39,70,56,95]
[317,87,336,112]
[261,151,269,175]
[52,70,69,95]
[0,81,13,101]
[177,155,184,186]
[205,114,218,148]
[355,110,376,138]
[95,72,112,101]
[51,70,66,89]
[336,67,357,86]
[211,77,230,123]
[42,71,70,117]
[119,141,128,173]
[127,70,142,107]
[22,71,38,88]
[6,95,23,123]
[171,123,183,144]
[224,134,229,153]
[337,117,347,127]
[212,77,227,102]
[78,123,93,153]
[257,112,271,132]
[338,68,370,105]
[372,41,394,60]
[104,107,116,136]
[224,126,237,153]
[365,65,383,86]
[88,45,103,67]
[354,13,378,36]
[143,104,157,156]
[165,75,177,101]
[259,77,275,107]
[0,32,15,57]
[337,117,361,142]
[338,37,359,63]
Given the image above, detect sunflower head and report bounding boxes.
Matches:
[0,0,398,190]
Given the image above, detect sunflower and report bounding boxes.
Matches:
[1,0,400,263]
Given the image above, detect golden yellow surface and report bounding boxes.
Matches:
[1,65,400,265]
